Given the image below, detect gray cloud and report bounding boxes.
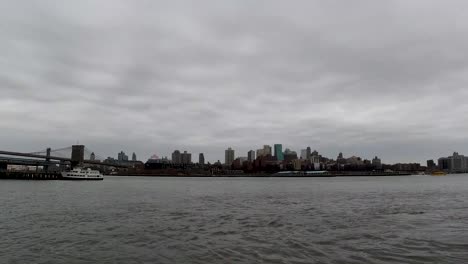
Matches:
[1,0,468,163]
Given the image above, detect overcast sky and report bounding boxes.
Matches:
[1,0,468,163]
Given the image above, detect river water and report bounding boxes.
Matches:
[1,175,468,263]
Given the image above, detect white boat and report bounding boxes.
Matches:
[61,167,104,181]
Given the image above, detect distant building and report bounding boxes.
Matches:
[132,152,137,162]
[256,149,265,158]
[118,151,129,162]
[284,148,298,162]
[172,150,182,164]
[313,162,321,170]
[181,151,192,164]
[300,149,307,160]
[256,145,272,158]
[392,163,421,172]
[438,152,468,173]
[311,150,320,163]
[199,153,205,165]
[225,147,235,166]
[238,157,248,163]
[292,159,302,170]
[427,159,436,169]
[346,156,363,165]
[306,147,312,161]
[263,145,272,156]
[337,152,346,164]
[438,157,450,170]
[274,144,284,161]
[90,152,96,161]
[372,156,382,169]
[105,157,116,163]
[248,150,256,162]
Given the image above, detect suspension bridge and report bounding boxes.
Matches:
[0,145,129,172]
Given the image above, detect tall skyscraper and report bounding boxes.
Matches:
[225,147,235,166]
[181,151,192,164]
[132,152,137,161]
[248,150,256,162]
[306,147,311,161]
[199,153,205,165]
[118,151,128,162]
[300,149,307,160]
[274,144,284,161]
[263,145,272,156]
[172,150,181,164]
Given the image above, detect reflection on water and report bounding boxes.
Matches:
[1,175,467,264]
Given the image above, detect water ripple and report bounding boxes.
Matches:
[1,176,468,263]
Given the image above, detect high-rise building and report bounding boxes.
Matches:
[118,151,128,162]
[427,159,436,169]
[248,150,256,162]
[181,151,192,164]
[274,144,284,161]
[199,153,205,165]
[337,152,346,164]
[372,156,382,169]
[225,147,235,166]
[257,145,272,158]
[300,149,307,160]
[284,148,298,162]
[311,150,320,163]
[263,145,272,156]
[90,152,96,161]
[132,152,137,161]
[438,152,468,173]
[172,150,182,164]
[306,147,312,161]
[257,149,264,158]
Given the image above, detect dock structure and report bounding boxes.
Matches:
[0,171,62,180]
[0,144,130,181]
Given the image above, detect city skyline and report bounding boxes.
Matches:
[111,144,465,168]
[2,142,466,166]
[2,1,468,164]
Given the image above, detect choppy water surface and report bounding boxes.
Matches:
[1,175,468,264]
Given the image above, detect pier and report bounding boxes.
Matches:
[0,145,129,180]
[0,171,62,180]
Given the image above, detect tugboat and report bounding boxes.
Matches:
[61,167,104,181]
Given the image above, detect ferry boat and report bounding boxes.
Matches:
[431,171,447,176]
[61,168,104,181]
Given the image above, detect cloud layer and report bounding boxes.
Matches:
[1,0,468,163]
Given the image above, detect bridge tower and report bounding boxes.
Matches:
[44,148,51,172]
[71,145,85,168]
